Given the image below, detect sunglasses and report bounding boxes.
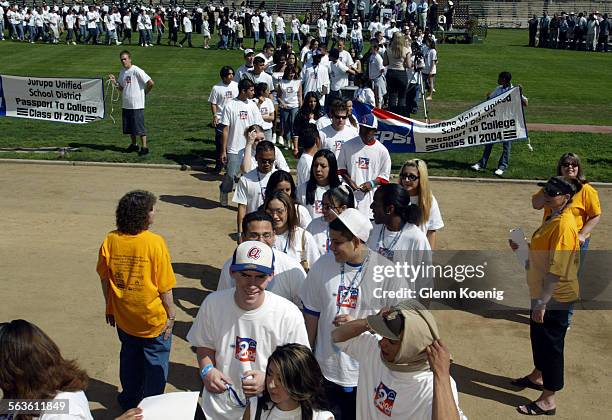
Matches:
[400,173,419,182]
[333,114,348,120]
[561,162,578,168]
[544,187,564,197]
[258,158,275,165]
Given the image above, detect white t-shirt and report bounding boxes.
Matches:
[65,14,75,29]
[297,204,313,229]
[238,145,290,173]
[183,16,192,32]
[337,138,391,218]
[424,48,437,75]
[317,18,327,37]
[299,252,404,386]
[233,168,276,212]
[251,15,260,31]
[217,248,306,305]
[245,70,274,93]
[275,16,285,33]
[258,97,275,130]
[301,64,330,105]
[278,79,301,109]
[247,400,334,420]
[263,15,273,32]
[367,223,433,291]
[410,195,444,234]
[297,183,329,219]
[320,125,359,158]
[368,52,385,81]
[86,11,97,28]
[122,15,131,30]
[208,81,240,120]
[39,391,94,420]
[306,216,331,256]
[273,227,321,269]
[296,153,313,187]
[291,18,300,34]
[338,50,354,67]
[221,98,265,154]
[329,60,350,92]
[118,65,152,110]
[336,333,467,420]
[186,289,310,420]
[354,87,376,107]
[105,14,115,31]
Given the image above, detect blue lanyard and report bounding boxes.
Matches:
[256,170,266,202]
[325,228,331,253]
[336,252,370,314]
[377,224,404,254]
[225,383,247,408]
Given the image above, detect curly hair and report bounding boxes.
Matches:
[0,320,89,420]
[115,190,157,235]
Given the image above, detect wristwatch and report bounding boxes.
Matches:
[534,299,547,309]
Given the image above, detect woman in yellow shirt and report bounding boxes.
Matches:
[97,190,177,411]
[510,176,582,416]
[533,152,601,261]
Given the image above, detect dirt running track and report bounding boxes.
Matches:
[0,162,610,420]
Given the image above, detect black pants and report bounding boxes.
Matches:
[386,69,409,116]
[323,379,356,420]
[530,302,572,392]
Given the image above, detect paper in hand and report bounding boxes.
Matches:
[138,392,200,420]
[509,228,529,269]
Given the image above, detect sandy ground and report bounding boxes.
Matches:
[0,162,610,420]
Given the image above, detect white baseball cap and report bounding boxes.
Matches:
[230,241,275,275]
[336,208,373,243]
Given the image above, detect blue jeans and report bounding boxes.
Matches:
[352,39,363,55]
[280,107,299,140]
[290,32,300,46]
[220,152,242,194]
[253,30,259,46]
[477,141,512,170]
[117,328,172,410]
[0,22,4,40]
[16,23,24,40]
[265,31,274,44]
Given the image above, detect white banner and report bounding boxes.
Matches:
[0,75,105,124]
[353,87,529,153]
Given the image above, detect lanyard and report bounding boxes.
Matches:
[256,170,266,202]
[336,251,370,315]
[377,224,404,254]
[225,383,247,408]
[325,228,331,253]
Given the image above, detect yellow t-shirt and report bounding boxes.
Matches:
[541,183,601,234]
[527,210,580,303]
[97,230,177,338]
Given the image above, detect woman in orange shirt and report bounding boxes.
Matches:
[510,176,582,416]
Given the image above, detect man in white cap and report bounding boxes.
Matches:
[337,113,391,219]
[300,208,404,420]
[187,241,309,420]
[235,48,255,82]
[217,211,306,305]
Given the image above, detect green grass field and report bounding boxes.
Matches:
[0,29,610,181]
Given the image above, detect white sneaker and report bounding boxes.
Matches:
[271,133,277,144]
[72,41,76,45]
[471,163,482,171]
[277,136,285,146]
[494,168,504,176]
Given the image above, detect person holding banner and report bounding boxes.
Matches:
[471,71,528,177]
[108,50,155,156]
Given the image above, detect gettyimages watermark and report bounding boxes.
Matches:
[368,250,612,311]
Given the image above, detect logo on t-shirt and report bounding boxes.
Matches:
[357,157,370,169]
[335,140,343,152]
[374,382,397,417]
[260,107,269,115]
[239,110,248,120]
[314,200,323,214]
[377,247,394,260]
[286,86,294,94]
[235,336,257,362]
[336,285,359,309]
[247,246,262,260]
[225,91,234,99]
[124,75,132,85]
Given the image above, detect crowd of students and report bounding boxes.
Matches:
[528,10,610,52]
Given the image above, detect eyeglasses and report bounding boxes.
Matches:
[561,162,578,168]
[322,204,341,211]
[267,207,286,216]
[258,158,275,165]
[246,232,274,240]
[400,173,419,182]
[333,114,348,120]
